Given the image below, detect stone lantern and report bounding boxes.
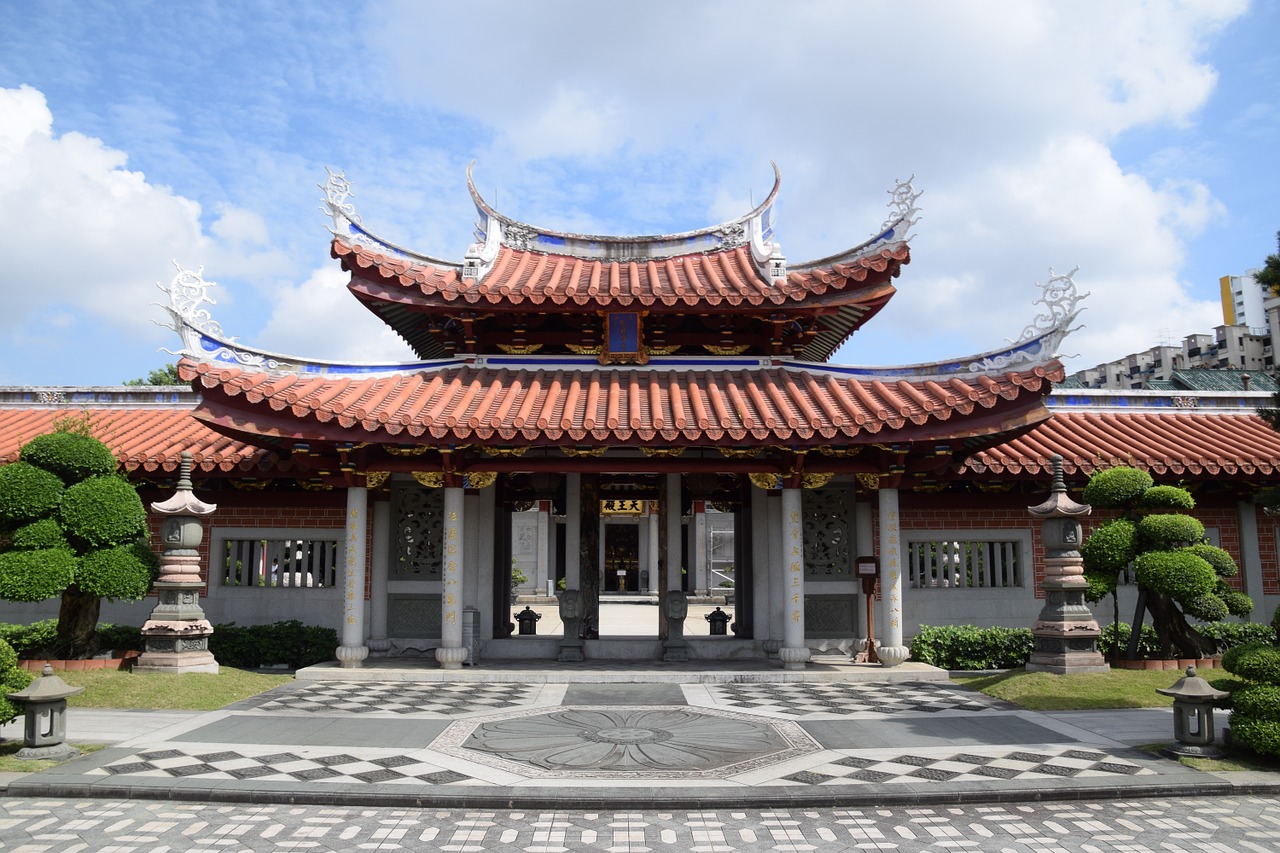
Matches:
[1026,454,1109,673]
[7,663,84,761]
[135,452,219,673]
[1157,665,1230,758]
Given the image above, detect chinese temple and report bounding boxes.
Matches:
[2,168,1277,669]
[162,166,1076,671]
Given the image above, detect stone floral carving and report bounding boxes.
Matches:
[463,707,799,774]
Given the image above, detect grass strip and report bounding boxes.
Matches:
[56,668,292,710]
[951,667,1195,710]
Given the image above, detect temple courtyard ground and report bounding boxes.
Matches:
[0,600,1277,848]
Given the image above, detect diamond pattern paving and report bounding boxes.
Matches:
[783,746,1155,785]
[250,681,541,715]
[706,680,1001,717]
[92,747,479,785]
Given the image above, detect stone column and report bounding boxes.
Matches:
[536,499,552,594]
[336,485,369,668]
[877,487,910,667]
[565,473,581,590]
[855,498,875,640]
[1238,500,1265,605]
[765,491,784,655]
[692,500,709,595]
[665,474,682,592]
[436,485,467,669]
[367,499,391,653]
[778,487,810,669]
[136,452,218,674]
[646,506,660,594]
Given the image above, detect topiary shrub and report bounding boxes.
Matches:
[1183,593,1230,622]
[1186,543,1238,577]
[0,462,64,526]
[0,638,33,725]
[1218,587,1253,618]
[77,543,159,599]
[10,518,68,550]
[59,476,147,548]
[1081,466,1153,508]
[0,547,76,602]
[20,431,117,483]
[1140,485,1196,510]
[1137,513,1205,548]
[1223,643,1280,684]
[1133,550,1215,601]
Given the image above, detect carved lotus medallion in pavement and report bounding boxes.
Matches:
[433,705,819,779]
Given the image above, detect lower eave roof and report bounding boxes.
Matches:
[6,387,1278,483]
[177,359,1059,447]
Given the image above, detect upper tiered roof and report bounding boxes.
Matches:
[326,166,919,361]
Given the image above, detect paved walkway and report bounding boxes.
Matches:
[4,664,1277,809]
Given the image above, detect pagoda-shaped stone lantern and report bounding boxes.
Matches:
[135,452,219,673]
[1026,454,1109,673]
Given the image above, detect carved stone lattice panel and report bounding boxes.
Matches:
[387,594,443,639]
[801,488,854,579]
[392,486,444,581]
[804,594,858,637]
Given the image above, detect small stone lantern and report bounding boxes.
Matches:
[7,664,84,761]
[516,606,541,635]
[705,606,730,636]
[1157,665,1230,758]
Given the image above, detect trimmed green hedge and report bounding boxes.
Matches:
[0,639,33,725]
[909,625,1034,670]
[1140,485,1195,510]
[1196,620,1275,652]
[208,621,337,670]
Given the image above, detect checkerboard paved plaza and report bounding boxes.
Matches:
[9,678,1221,806]
[2,797,1277,851]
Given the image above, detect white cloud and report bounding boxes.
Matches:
[255,266,415,364]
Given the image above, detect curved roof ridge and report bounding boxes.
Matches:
[466,162,782,259]
[791,177,922,272]
[320,168,461,269]
[796,267,1086,381]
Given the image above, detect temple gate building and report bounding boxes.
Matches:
[1,168,1276,666]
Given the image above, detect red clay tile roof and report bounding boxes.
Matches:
[968,410,1280,477]
[333,237,908,310]
[0,407,284,475]
[179,358,1059,446]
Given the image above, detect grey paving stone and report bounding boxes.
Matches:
[562,683,686,704]
[171,714,450,747]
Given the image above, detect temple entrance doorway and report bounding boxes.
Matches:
[603,524,641,594]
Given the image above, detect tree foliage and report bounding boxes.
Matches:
[1256,230,1280,297]
[122,363,183,386]
[0,429,154,658]
[1079,466,1248,659]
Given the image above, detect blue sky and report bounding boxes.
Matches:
[1,0,1277,386]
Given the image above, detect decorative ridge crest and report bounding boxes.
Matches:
[790,176,922,272]
[154,264,280,371]
[967,267,1086,373]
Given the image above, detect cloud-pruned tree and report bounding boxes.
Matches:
[1080,467,1251,659]
[0,416,157,658]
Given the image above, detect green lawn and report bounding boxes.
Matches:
[57,667,292,711]
[950,667,1221,710]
